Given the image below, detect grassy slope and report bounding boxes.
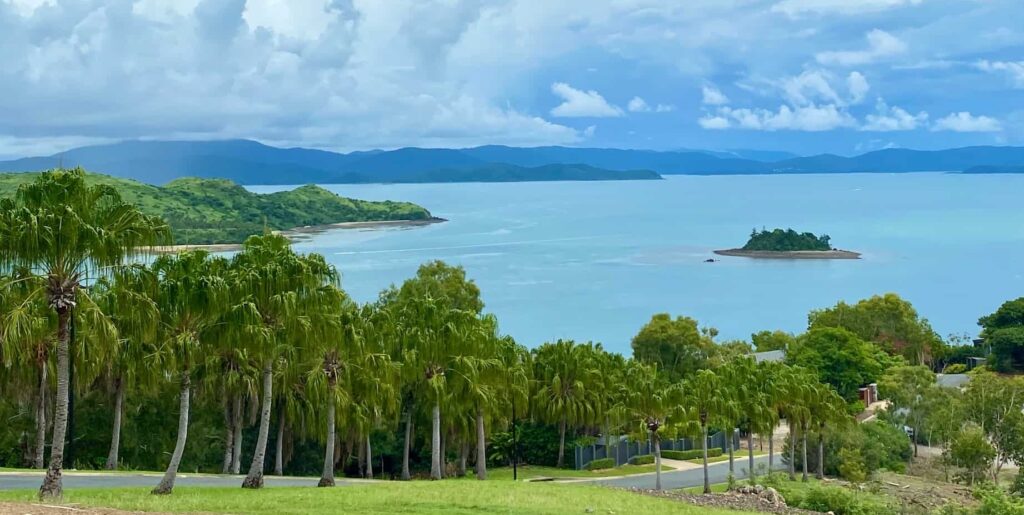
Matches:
[0,483,751,515]
[470,464,665,480]
[0,172,432,245]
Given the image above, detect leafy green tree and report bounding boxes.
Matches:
[0,168,169,498]
[621,361,680,490]
[751,330,796,352]
[979,298,1024,372]
[533,339,601,468]
[150,251,229,495]
[947,424,995,485]
[786,327,888,402]
[742,228,831,251]
[631,313,714,381]
[230,234,339,489]
[808,294,943,366]
[877,365,936,458]
[963,370,1024,480]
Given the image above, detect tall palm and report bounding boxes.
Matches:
[150,251,229,495]
[231,234,339,489]
[682,368,730,494]
[779,367,813,482]
[92,265,159,470]
[308,297,356,487]
[533,340,601,468]
[0,168,169,498]
[448,315,504,480]
[621,361,679,490]
[727,356,770,482]
[811,386,847,480]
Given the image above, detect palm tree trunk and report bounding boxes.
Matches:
[274,409,285,476]
[801,425,808,482]
[33,364,47,469]
[457,440,467,477]
[105,377,125,470]
[475,408,487,480]
[152,371,190,495]
[357,433,366,477]
[366,434,373,479]
[230,395,243,474]
[221,398,233,474]
[747,431,755,483]
[768,431,774,472]
[788,423,796,481]
[38,306,71,499]
[653,430,662,491]
[242,360,274,489]
[318,399,336,487]
[702,424,710,494]
[430,402,441,480]
[557,418,567,468]
[402,408,413,480]
[440,430,447,478]
[727,428,735,474]
[816,426,825,480]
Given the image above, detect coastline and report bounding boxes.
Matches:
[146,217,446,253]
[713,248,861,260]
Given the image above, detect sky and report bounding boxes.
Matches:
[1,0,1022,159]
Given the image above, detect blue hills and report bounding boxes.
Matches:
[1,139,1022,185]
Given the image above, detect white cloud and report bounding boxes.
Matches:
[711,104,857,131]
[698,115,730,129]
[781,70,843,106]
[702,85,729,105]
[627,96,650,112]
[932,112,1002,132]
[2,0,54,17]
[816,29,907,66]
[846,72,870,105]
[772,0,923,18]
[654,104,675,112]
[976,60,1024,88]
[583,125,597,138]
[549,82,623,118]
[242,0,338,41]
[861,99,927,131]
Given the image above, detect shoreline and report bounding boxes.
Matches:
[713,248,861,260]
[146,217,446,253]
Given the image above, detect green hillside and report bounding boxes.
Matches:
[0,172,433,244]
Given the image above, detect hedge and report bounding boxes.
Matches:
[628,454,655,465]
[661,448,723,460]
[585,458,616,471]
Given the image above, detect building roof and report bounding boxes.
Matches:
[753,349,785,363]
[936,373,970,389]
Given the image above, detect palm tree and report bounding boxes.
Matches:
[779,367,813,482]
[726,356,770,483]
[533,340,601,468]
[682,368,729,494]
[811,386,847,480]
[151,251,229,495]
[308,297,356,487]
[0,168,169,498]
[621,361,679,490]
[231,234,339,489]
[93,265,159,470]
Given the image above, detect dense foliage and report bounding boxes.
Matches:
[978,297,1024,372]
[741,228,832,251]
[0,171,432,245]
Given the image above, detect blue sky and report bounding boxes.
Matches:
[1,0,1022,158]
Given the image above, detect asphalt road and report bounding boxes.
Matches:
[596,453,786,490]
[0,472,354,490]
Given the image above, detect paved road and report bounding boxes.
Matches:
[0,472,360,490]
[596,453,786,490]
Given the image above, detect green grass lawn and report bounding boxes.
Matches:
[683,450,766,465]
[0,482,754,515]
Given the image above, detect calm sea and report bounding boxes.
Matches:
[249,173,1024,354]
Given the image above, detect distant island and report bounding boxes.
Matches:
[2,139,1024,185]
[0,172,438,246]
[714,228,860,259]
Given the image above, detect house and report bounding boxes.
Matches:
[752,349,785,363]
[936,373,970,390]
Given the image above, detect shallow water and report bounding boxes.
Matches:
[249,173,1024,354]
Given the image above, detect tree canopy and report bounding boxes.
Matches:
[742,228,831,251]
[630,313,715,381]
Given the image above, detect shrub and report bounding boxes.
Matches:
[948,424,996,485]
[787,484,891,515]
[943,363,968,374]
[585,458,615,471]
[1011,471,1024,497]
[628,454,655,465]
[836,448,867,482]
[976,486,1024,515]
[661,448,723,460]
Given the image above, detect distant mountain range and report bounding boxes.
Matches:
[1,139,1022,185]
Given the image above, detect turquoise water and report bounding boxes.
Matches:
[249,173,1024,354]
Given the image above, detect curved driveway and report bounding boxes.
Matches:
[593,453,785,490]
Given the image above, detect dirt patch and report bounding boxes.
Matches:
[0,502,165,514]
[870,471,978,512]
[630,488,822,514]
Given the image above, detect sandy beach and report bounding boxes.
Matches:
[713,248,862,259]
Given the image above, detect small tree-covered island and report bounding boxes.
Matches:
[715,228,861,259]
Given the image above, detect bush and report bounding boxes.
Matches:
[976,486,1024,515]
[628,454,655,465]
[661,448,723,460]
[787,484,891,515]
[943,363,968,374]
[585,458,615,471]
[783,421,910,478]
[836,448,867,482]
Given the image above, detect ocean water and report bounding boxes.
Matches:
[249,173,1024,354]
